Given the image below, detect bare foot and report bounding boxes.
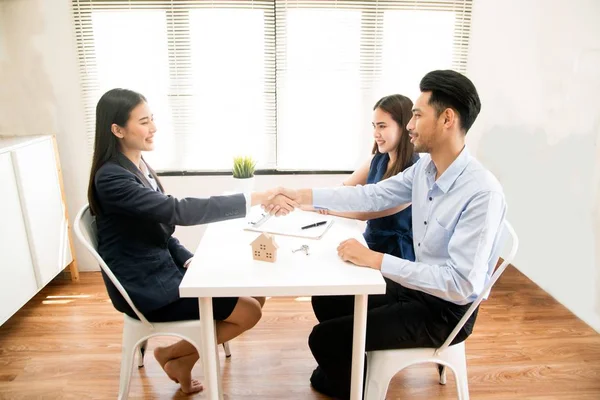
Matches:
[154,346,177,383]
[164,354,203,394]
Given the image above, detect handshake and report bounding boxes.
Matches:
[250,186,383,270]
[251,187,313,217]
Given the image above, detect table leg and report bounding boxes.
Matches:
[350,294,368,400]
[199,297,222,400]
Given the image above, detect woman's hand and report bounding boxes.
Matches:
[250,190,297,216]
[264,193,296,216]
[261,191,298,217]
[253,187,312,216]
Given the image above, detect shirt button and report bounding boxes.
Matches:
[424,221,427,225]
[418,243,421,247]
[429,197,433,201]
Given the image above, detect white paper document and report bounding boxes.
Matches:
[244,207,334,239]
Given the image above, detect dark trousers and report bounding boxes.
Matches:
[308,278,478,399]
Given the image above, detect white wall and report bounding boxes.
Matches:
[0,3,5,62]
[467,0,600,332]
[0,0,95,272]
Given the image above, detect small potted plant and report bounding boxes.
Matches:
[232,156,256,192]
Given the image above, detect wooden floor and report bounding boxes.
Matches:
[1,267,599,399]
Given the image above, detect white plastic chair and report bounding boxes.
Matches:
[74,205,231,400]
[364,220,518,400]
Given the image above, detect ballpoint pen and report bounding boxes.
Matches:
[301,221,327,230]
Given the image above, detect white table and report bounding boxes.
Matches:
[180,213,386,400]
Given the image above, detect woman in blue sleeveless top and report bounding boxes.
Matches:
[363,151,419,260]
[314,94,418,261]
[309,94,419,398]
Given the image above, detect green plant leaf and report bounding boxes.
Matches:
[232,156,256,178]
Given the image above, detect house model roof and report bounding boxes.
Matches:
[250,232,279,248]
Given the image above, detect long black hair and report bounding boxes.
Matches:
[87,88,163,215]
[371,94,416,179]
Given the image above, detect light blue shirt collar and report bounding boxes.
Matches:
[425,146,472,193]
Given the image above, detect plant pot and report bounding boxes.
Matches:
[232,176,255,193]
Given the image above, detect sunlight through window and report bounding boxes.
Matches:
[377,10,455,101]
[277,9,363,170]
[188,9,267,170]
[74,2,472,172]
[92,10,175,169]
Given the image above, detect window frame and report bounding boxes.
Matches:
[72,0,473,174]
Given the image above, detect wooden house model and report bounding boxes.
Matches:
[250,233,279,262]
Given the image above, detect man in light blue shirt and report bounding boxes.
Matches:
[267,70,506,399]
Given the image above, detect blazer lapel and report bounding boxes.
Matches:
[115,152,154,191]
[114,152,175,237]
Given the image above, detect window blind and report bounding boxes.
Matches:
[72,0,276,171]
[275,0,472,169]
[72,0,472,172]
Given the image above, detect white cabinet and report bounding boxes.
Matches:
[0,135,78,326]
[0,152,39,325]
[12,139,73,286]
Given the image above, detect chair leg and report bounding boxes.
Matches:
[364,354,396,400]
[118,347,136,400]
[223,341,231,358]
[364,371,395,400]
[118,329,138,400]
[438,364,447,385]
[137,339,148,368]
[452,354,469,400]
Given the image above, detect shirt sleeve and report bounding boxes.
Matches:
[380,191,506,304]
[312,163,418,211]
[244,193,251,215]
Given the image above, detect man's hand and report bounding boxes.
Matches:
[262,187,312,215]
[265,193,296,216]
[250,189,297,216]
[299,205,329,215]
[267,187,299,202]
[337,239,383,269]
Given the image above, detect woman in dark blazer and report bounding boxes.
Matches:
[88,88,294,393]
